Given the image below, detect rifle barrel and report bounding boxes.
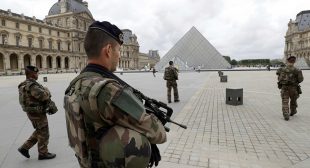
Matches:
[169,119,187,129]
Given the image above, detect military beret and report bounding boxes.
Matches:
[287,56,296,61]
[25,65,39,73]
[89,21,123,45]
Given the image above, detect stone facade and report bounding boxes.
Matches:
[138,50,160,70]
[0,0,160,75]
[285,10,310,66]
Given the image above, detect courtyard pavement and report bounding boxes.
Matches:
[0,70,309,168]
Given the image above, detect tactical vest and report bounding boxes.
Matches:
[18,80,44,113]
[64,72,116,167]
[278,66,299,85]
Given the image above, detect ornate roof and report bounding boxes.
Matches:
[48,0,93,18]
[296,10,310,31]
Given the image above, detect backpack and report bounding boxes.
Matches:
[18,80,44,113]
[278,67,298,85]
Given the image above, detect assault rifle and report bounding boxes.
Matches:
[133,89,187,132]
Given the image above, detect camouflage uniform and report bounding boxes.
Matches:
[164,66,179,102]
[64,67,167,168]
[277,65,303,119]
[18,79,51,155]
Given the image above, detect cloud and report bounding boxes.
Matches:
[2,0,310,60]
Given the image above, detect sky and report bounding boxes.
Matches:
[1,0,310,60]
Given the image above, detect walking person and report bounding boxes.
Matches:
[276,56,303,121]
[164,61,179,103]
[18,65,57,160]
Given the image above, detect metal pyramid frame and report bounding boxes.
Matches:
[155,27,231,70]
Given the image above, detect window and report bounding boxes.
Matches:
[67,33,70,37]
[16,36,20,46]
[1,19,5,26]
[57,31,60,37]
[48,40,52,50]
[16,22,19,29]
[68,43,71,51]
[78,43,81,52]
[28,25,31,31]
[39,27,42,33]
[57,41,61,50]
[49,29,52,35]
[1,34,7,44]
[39,39,43,49]
[28,38,33,47]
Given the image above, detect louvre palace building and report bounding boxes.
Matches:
[285,10,310,67]
[0,0,159,75]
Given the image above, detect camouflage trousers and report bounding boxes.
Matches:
[20,113,49,155]
[281,86,299,117]
[166,80,179,102]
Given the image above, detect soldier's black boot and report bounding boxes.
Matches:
[18,147,30,158]
[38,152,56,160]
[290,110,297,116]
[174,99,180,102]
[283,113,290,121]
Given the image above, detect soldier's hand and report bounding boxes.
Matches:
[148,144,161,167]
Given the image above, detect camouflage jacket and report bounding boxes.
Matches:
[164,66,178,81]
[64,71,167,166]
[277,65,303,86]
[18,78,51,113]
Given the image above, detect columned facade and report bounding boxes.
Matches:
[0,0,160,75]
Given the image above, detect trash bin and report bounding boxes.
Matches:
[220,75,227,82]
[226,88,243,105]
[43,77,47,82]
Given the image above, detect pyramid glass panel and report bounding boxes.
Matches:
[156,27,231,70]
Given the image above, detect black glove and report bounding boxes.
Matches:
[148,144,161,167]
[45,100,58,115]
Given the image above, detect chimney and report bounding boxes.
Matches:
[83,1,88,7]
[60,0,68,13]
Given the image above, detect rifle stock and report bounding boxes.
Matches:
[133,89,187,132]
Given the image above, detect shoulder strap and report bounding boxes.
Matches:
[65,72,102,94]
[88,79,117,112]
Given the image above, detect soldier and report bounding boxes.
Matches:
[18,65,57,160]
[64,21,166,168]
[276,56,303,121]
[164,61,179,103]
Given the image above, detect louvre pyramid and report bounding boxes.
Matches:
[155,27,231,70]
[295,57,310,69]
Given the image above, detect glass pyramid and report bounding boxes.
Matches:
[155,27,231,70]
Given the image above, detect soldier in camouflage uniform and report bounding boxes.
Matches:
[276,56,303,121]
[64,21,166,168]
[18,66,57,160]
[164,61,179,103]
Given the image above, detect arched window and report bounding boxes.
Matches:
[10,53,18,70]
[0,53,4,71]
[47,56,52,69]
[24,54,31,67]
[56,56,61,69]
[36,55,42,69]
[65,57,69,69]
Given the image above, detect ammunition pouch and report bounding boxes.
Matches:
[277,82,282,89]
[297,85,302,94]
